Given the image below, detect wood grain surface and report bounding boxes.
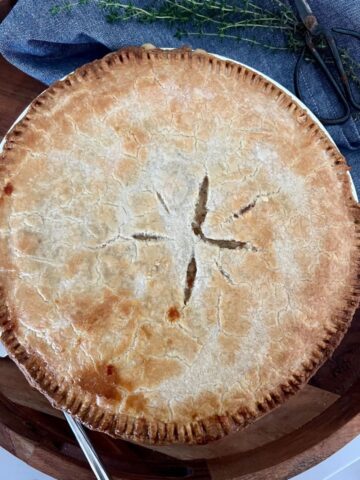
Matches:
[0,1,359,479]
[0,358,64,419]
[0,55,44,138]
[0,0,17,22]
[211,415,360,480]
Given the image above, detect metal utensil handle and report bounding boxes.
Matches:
[64,412,112,480]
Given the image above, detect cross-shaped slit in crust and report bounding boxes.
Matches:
[156,191,170,214]
[191,175,258,252]
[191,175,209,235]
[183,255,197,306]
[183,175,258,305]
[131,233,166,241]
[234,198,258,218]
[131,175,258,308]
[233,189,280,219]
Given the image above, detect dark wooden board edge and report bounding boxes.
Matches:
[208,382,360,479]
[231,414,360,480]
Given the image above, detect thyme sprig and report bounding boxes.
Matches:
[50,0,301,51]
[50,0,360,90]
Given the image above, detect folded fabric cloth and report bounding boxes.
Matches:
[1,0,360,193]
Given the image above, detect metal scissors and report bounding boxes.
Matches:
[294,0,360,125]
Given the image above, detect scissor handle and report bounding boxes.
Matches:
[332,27,360,40]
[324,29,360,111]
[294,32,351,125]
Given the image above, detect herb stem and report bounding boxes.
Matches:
[183,31,289,50]
[163,0,224,25]
[98,1,152,16]
[221,21,293,31]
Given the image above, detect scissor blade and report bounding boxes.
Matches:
[294,0,314,24]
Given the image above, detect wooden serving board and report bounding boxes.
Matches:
[0,2,359,478]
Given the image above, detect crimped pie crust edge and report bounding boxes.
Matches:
[0,46,359,445]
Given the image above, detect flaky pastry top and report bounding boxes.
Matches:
[0,47,359,444]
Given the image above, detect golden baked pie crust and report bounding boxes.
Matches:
[0,47,359,445]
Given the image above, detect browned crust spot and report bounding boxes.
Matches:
[0,46,359,446]
[3,183,13,196]
[167,306,181,322]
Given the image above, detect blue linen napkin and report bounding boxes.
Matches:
[1,0,360,193]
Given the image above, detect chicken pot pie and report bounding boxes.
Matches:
[0,47,359,445]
